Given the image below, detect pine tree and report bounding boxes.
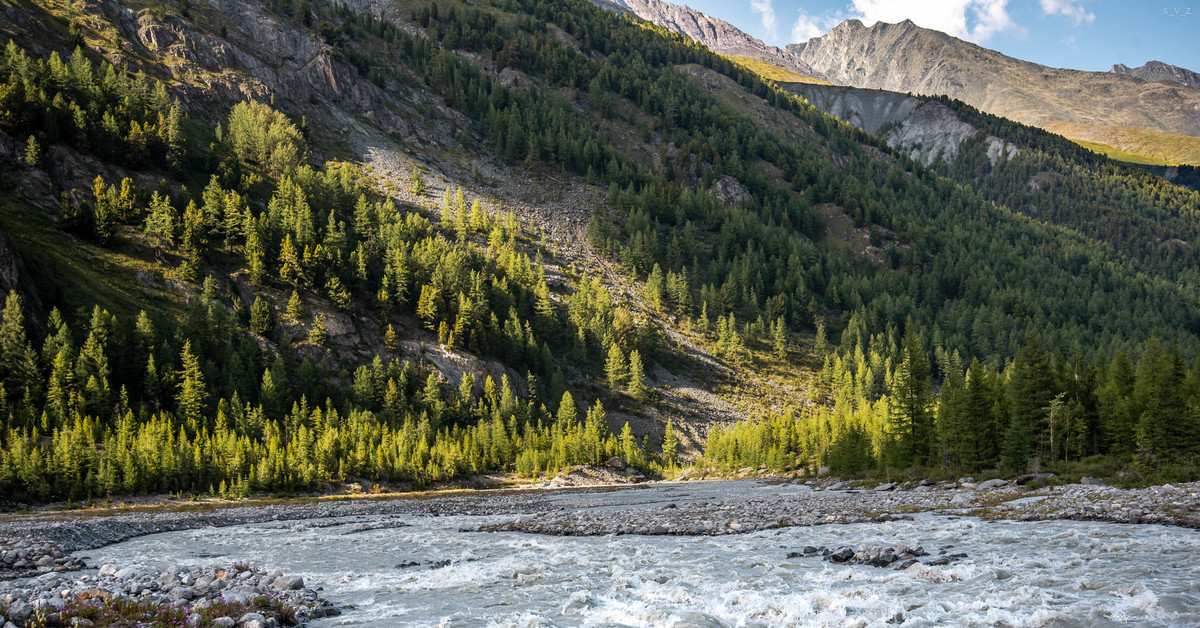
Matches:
[644,263,664,308]
[416,284,440,330]
[813,317,829,357]
[384,323,398,353]
[627,349,647,401]
[0,292,35,396]
[244,225,267,283]
[772,316,787,359]
[1134,340,1193,463]
[887,325,932,468]
[935,352,968,469]
[557,391,577,424]
[308,315,328,346]
[23,135,39,167]
[143,192,177,251]
[661,418,677,468]
[469,198,486,232]
[285,290,304,321]
[963,358,999,469]
[177,341,207,425]
[250,296,275,335]
[409,166,425,195]
[1004,336,1053,471]
[605,343,627,391]
[619,421,637,466]
[166,100,184,171]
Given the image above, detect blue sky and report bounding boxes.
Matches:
[681,0,1199,72]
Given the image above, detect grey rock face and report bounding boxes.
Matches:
[593,0,830,82]
[1111,61,1200,88]
[789,18,1200,145]
[784,84,1017,167]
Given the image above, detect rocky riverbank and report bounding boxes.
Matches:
[469,477,1200,536]
[0,563,336,627]
[0,491,565,627]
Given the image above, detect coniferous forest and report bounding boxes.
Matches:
[1,0,1200,505]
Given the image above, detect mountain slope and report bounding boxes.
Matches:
[1111,60,1200,88]
[783,81,1200,279]
[2,0,1200,503]
[594,0,829,82]
[789,19,1200,165]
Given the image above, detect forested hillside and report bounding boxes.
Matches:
[0,0,1198,502]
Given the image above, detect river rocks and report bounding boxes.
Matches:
[950,493,974,507]
[0,562,335,627]
[1015,473,1057,485]
[605,457,626,470]
[237,612,266,627]
[274,576,305,590]
[828,548,854,563]
[873,482,898,491]
[977,479,1009,490]
[794,544,940,569]
[0,538,86,581]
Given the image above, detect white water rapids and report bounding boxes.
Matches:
[81,481,1200,627]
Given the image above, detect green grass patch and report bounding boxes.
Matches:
[0,198,186,322]
[722,55,832,85]
[1069,138,1176,166]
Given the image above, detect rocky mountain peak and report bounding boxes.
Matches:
[594,0,830,82]
[1110,60,1200,88]
[788,17,1200,164]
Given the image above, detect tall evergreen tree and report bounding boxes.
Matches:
[1003,336,1054,471]
[887,325,932,468]
[177,341,207,426]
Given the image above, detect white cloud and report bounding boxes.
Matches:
[1040,0,1095,25]
[750,0,778,41]
[790,10,841,43]
[849,0,1024,43]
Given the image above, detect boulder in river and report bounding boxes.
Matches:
[1015,473,1056,485]
[828,547,854,563]
[874,482,898,492]
[978,479,1008,490]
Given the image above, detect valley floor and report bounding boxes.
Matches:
[0,478,1198,626]
[1,476,1197,566]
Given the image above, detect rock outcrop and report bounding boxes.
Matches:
[784,83,1017,167]
[593,0,830,82]
[1111,60,1200,88]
